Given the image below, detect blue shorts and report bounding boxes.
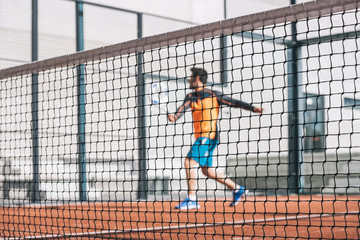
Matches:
[187,137,219,167]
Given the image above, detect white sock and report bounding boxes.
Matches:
[188,194,197,201]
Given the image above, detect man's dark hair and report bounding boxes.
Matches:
[191,67,208,84]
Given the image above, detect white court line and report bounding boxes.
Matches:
[2,211,358,240]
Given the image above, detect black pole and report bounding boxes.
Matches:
[31,0,40,203]
[220,0,228,85]
[220,36,228,85]
[76,0,87,202]
[288,0,299,194]
[137,13,147,200]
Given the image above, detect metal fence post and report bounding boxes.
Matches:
[136,13,147,200]
[76,0,87,202]
[31,0,40,203]
[287,0,300,194]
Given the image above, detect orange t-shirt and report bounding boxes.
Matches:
[174,88,254,140]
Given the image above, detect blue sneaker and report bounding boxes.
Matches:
[175,198,200,210]
[230,188,248,207]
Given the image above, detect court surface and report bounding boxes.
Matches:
[1,194,359,239]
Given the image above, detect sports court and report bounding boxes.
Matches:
[1,195,359,239]
[0,0,360,239]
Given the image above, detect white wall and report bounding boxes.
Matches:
[1,0,312,69]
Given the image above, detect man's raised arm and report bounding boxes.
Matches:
[168,93,192,122]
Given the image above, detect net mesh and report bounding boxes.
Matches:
[0,0,360,239]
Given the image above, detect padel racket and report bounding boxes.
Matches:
[149,82,168,113]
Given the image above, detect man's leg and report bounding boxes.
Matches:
[201,167,237,190]
[201,166,248,206]
[185,157,198,197]
[175,157,200,210]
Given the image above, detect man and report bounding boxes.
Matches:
[168,67,263,210]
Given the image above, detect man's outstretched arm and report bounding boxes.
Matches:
[168,94,192,122]
[214,91,264,114]
[252,106,263,114]
[168,114,177,122]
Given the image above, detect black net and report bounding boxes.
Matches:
[0,1,359,239]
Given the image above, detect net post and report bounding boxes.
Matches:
[296,47,305,193]
[137,13,148,200]
[76,0,87,202]
[31,0,40,203]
